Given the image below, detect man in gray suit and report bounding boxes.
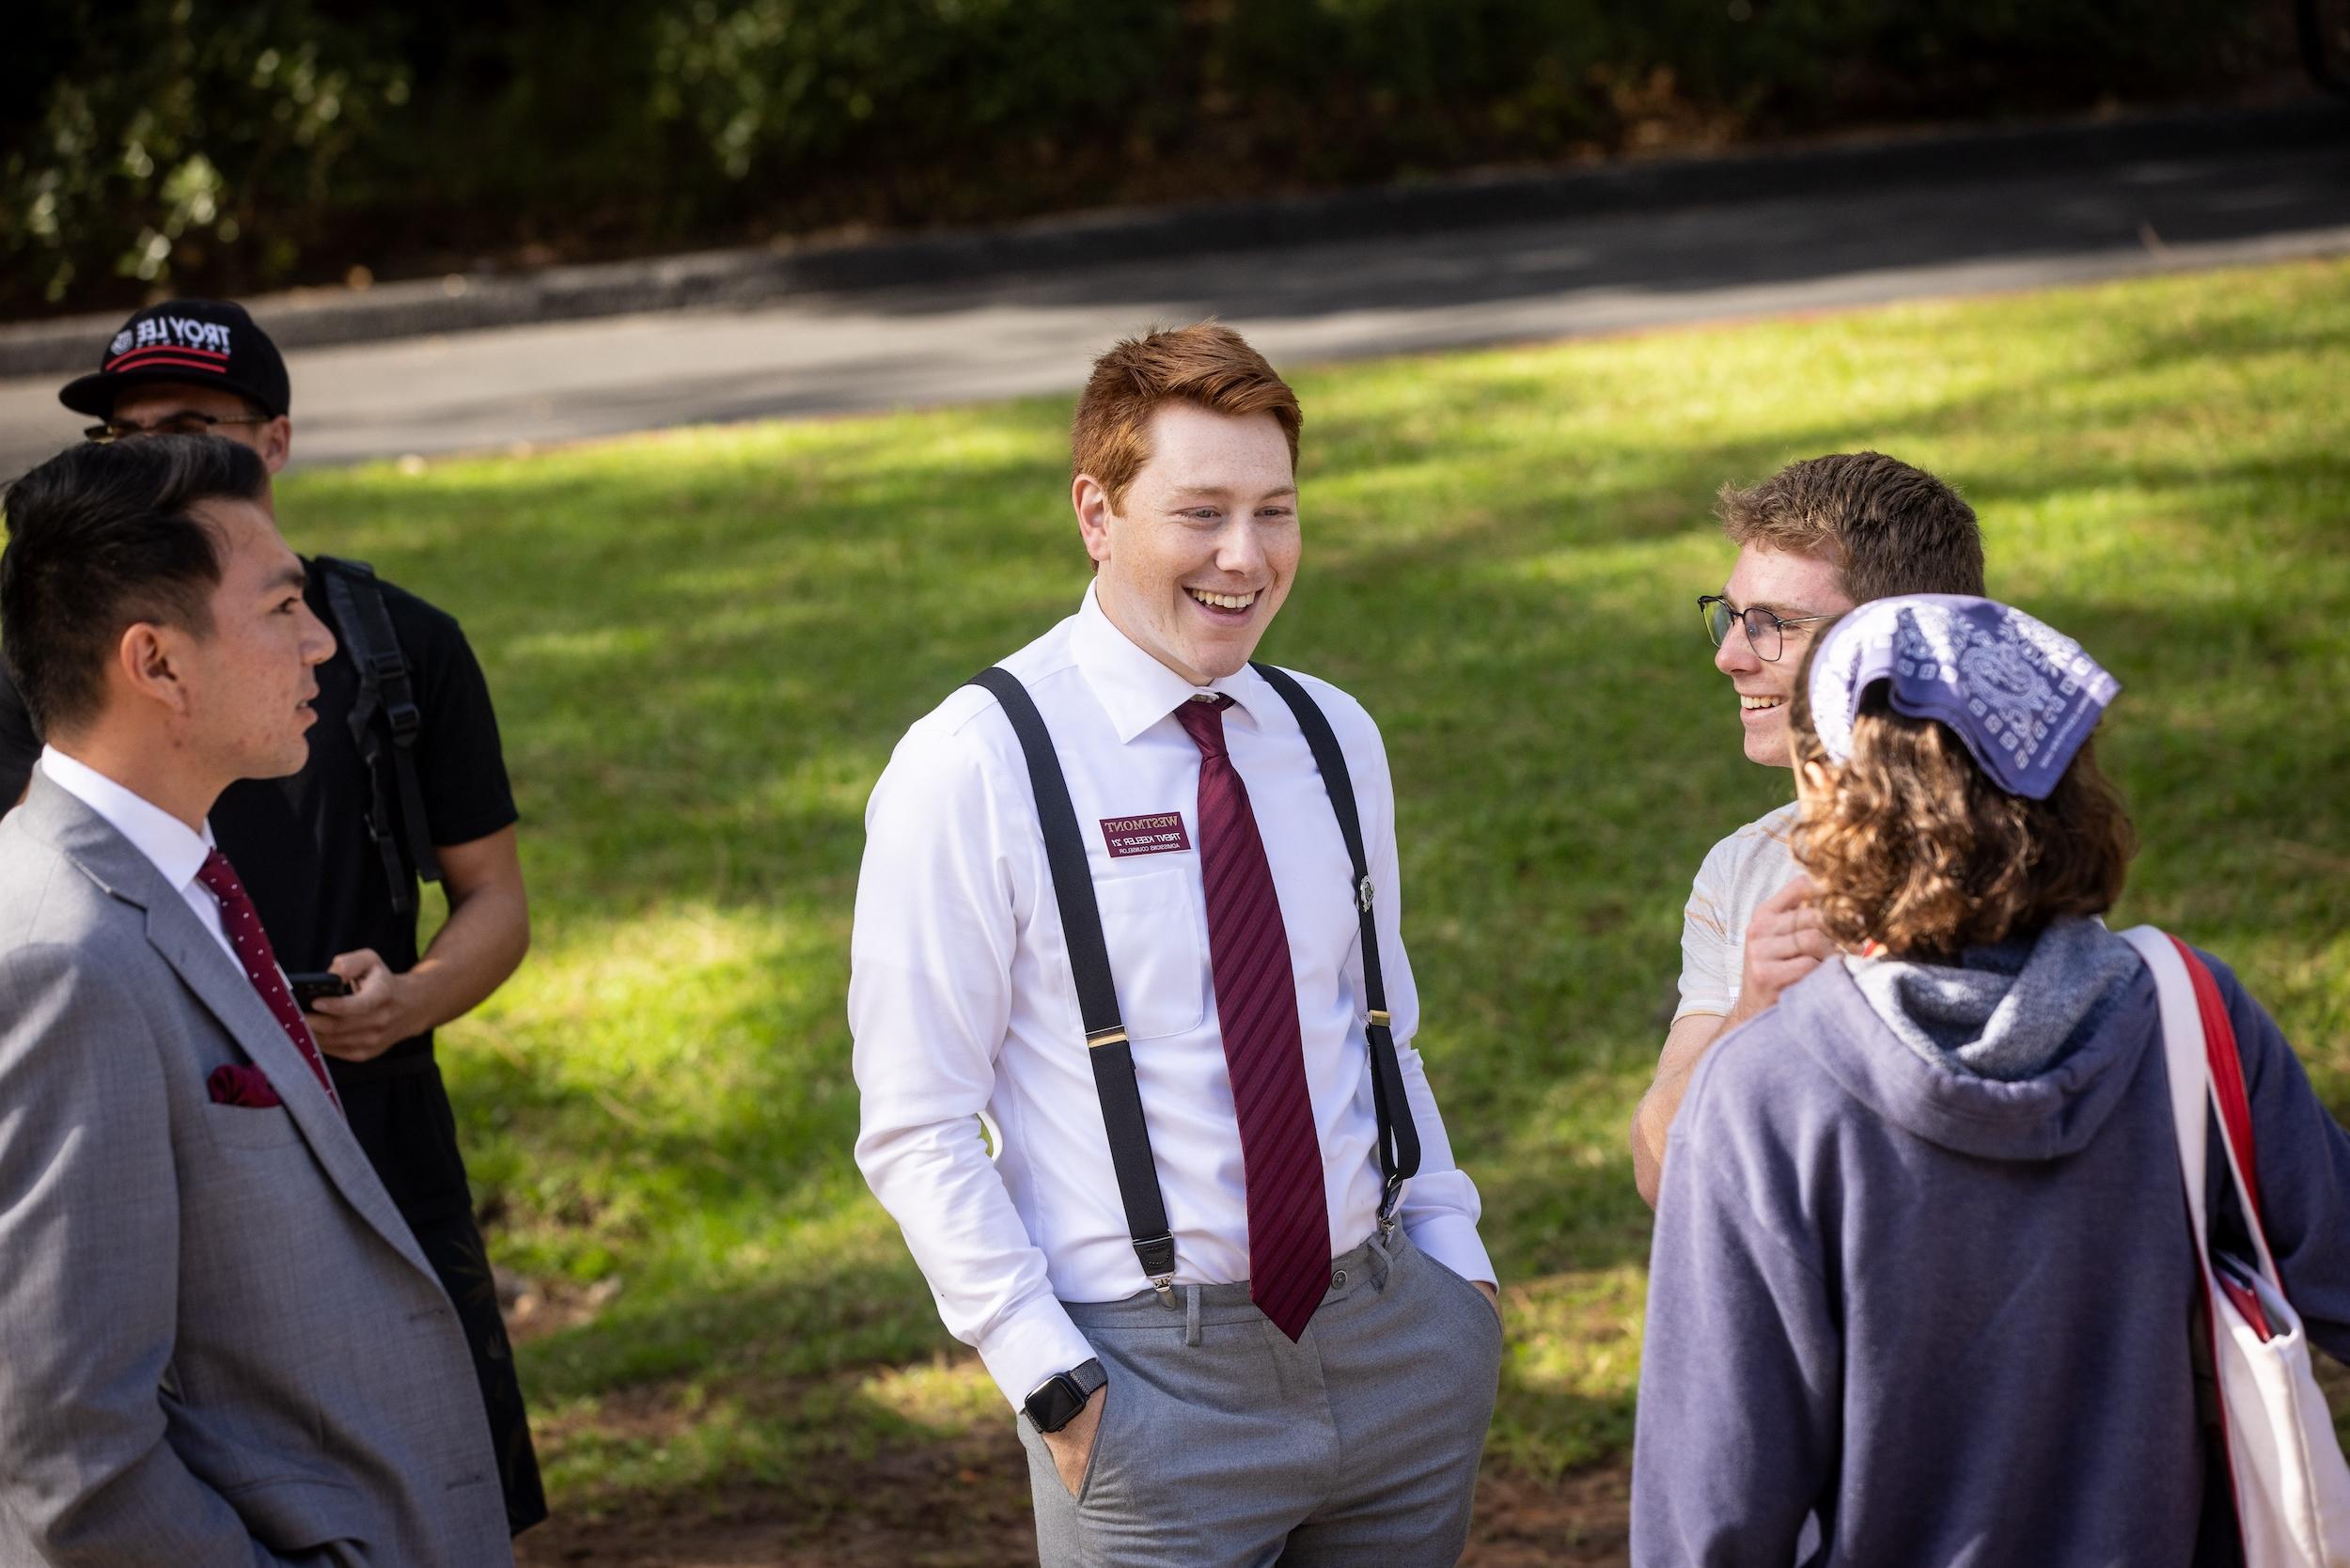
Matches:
[0,437,515,1566]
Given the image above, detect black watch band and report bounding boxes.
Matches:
[1022,1357,1106,1434]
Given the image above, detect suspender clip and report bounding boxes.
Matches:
[1357,874,1374,913]
[1135,1232,1178,1304]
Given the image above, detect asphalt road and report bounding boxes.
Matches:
[4,134,2346,478]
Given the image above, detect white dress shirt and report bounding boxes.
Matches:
[851,585,1495,1410]
[40,746,237,964]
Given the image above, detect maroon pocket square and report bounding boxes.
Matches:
[208,1062,283,1107]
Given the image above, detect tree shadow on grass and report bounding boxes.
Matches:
[424,384,2347,1263]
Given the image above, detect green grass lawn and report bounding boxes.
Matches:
[284,257,2350,1534]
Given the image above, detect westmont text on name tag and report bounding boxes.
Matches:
[1100,812,1191,858]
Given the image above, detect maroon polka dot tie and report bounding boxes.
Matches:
[1174,695,1329,1341]
[195,848,342,1113]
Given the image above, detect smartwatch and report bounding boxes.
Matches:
[1022,1357,1106,1434]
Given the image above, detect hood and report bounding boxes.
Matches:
[1778,919,2159,1164]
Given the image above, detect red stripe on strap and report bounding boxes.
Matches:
[2169,935,2260,1540]
[2169,933,2261,1229]
[2216,1265,2278,1341]
[103,352,229,377]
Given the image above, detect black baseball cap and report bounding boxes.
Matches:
[58,299,291,420]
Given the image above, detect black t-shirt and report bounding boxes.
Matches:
[0,563,517,1062]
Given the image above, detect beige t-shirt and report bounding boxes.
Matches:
[1674,801,1803,1023]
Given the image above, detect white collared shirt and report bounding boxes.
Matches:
[851,585,1495,1410]
[39,746,237,964]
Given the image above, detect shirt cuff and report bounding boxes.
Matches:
[1405,1213,1496,1289]
[976,1294,1098,1414]
[1672,996,1731,1025]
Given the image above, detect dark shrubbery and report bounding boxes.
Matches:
[1,0,2286,317]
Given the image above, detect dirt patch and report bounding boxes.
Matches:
[513,1338,1628,1566]
[516,1445,1626,1567]
[517,1420,1026,1568]
[1467,1467,1631,1567]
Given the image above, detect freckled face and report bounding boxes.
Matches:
[1080,402,1300,685]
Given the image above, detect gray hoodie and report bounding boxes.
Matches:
[1632,920,2350,1566]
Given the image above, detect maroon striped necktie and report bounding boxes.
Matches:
[1174,694,1329,1341]
[196,848,343,1113]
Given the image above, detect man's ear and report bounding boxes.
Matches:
[1073,474,1115,567]
[116,622,194,717]
[258,416,293,475]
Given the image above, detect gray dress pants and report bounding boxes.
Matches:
[1018,1230,1504,1567]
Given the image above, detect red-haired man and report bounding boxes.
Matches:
[852,323,1500,1564]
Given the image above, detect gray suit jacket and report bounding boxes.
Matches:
[0,775,514,1566]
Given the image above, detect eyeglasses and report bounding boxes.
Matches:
[85,413,272,444]
[1698,593,1835,663]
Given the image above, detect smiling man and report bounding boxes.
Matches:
[1629,452,1986,1207]
[0,438,514,1564]
[852,324,1501,1565]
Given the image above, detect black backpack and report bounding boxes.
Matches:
[316,557,443,914]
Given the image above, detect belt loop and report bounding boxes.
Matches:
[1367,1231,1394,1293]
[1185,1284,1202,1347]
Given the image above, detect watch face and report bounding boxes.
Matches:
[1026,1359,1103,1432]
[1026,1373,1079,1432]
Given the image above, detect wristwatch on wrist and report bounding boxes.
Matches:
[1023,1357,1106,1434]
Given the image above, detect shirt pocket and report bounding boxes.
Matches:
[1092,866,1208,1042]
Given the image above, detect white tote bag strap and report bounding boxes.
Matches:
[2200,976,2286,1291]
[2126,929,2350,1568]
[2124,925,2284,1288]
[2124,925,2217,1267]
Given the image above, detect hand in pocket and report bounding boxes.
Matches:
[1042,1383,1107,1497]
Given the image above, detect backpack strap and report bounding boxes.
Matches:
[1249,661,1421,1222]
[966,668,1178,1297]
[318,557,444,915]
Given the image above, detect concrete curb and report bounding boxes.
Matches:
[4,100,2342,380]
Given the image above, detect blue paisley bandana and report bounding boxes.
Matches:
[1808,594,2120,800]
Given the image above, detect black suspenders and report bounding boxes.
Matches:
[964,664,1422,1299]
[1247,661,1423,1220]
[967,668,1178,1295]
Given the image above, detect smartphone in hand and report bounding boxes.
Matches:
[287,972,352,1010]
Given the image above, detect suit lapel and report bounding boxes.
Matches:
[141,896,435,1280]
[30,776,439,1286]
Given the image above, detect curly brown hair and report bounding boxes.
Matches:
[1786,645,2137,961]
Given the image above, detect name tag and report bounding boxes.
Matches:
[1101,812,1191,859]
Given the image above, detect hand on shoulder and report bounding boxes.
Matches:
[1727,874,1833,1027]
